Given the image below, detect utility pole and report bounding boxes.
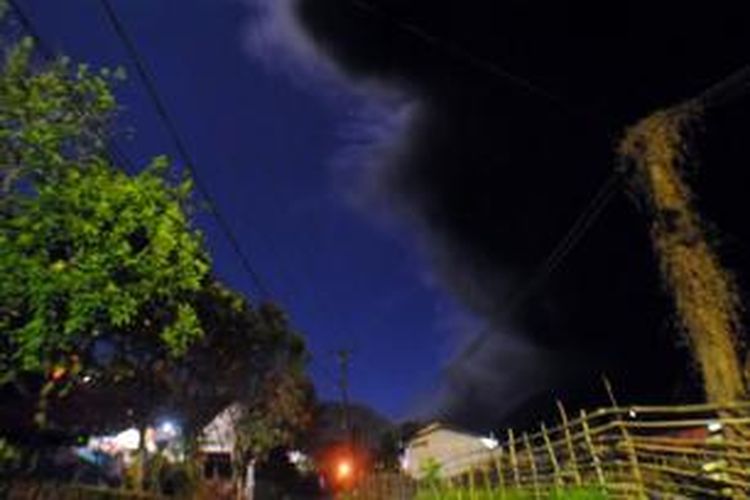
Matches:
[336,349,353,439]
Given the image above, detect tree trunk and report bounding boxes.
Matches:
[620,108,746,404]
[137,421,148,492]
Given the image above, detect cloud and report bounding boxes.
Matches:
[331,99,421,221]
[238,0,563,426]
[240,0,336,83]
[240,0,424,226]
[238,0,689,428]
[240,0,414,100]
[405,300,559,430]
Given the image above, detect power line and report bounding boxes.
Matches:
[6,0,53,58]
[94,0,375,380]
[7,0,619,356]
[344,0,623,369]
[95,0,623,340]
[342,0,625,324]
[349,0,563,106]
[692,64,750,111]
[96,0,369,358]
[347,0,604,128]
[97,0,271,298]
[455,172,621,363]
[452,59,750,367]
[335,349,353,435]
[340,0,621,361]
[499,59,750,323]
[9,0,271,302]
[329,0,622,370]
[507,173,619,313]
[8,0,617,399]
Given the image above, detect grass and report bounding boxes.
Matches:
[414,486,608,499]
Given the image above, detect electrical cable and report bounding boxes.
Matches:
[97,0,271,298]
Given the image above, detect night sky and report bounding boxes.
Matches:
[19,0,750,431]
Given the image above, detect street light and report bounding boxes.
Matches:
[336,459,353,481]
[160,420,177,436]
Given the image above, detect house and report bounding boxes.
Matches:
[401,422,498,479]
[199,404,253,499]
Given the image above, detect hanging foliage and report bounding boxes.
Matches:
[619,106,746,403]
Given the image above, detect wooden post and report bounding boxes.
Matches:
[443,472,454,499]
[454,474,464,500]
[433,469,444,500]
[494,446,507,498]
[508,428,521,489]
[541,422,563,490]
[602,375,618,407]
[523,432,541,499]
[481,460,492,497]
[556,400,582,486]
[604,378,646,498]
[580,409,606,489]
[468,463,477,500]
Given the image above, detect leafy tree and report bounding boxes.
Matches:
[171,284,310,435]
[0,24,314,482]
[234,364,313,460]
[620,110,746,404]
[0,37,122,195]
[232,359,314,495]
[0,35,208,422]
[1,156,207,369]
[44,283,312,437]
[375,420,421,471]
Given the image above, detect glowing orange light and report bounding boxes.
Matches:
[51,366,66,381]
[336,459,353,480]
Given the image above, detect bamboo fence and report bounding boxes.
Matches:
[349,471,418,500]
[4,482,165,499]
[428,400,750,498]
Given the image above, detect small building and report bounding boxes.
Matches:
[199,404,253,499]
[401,422,498,479]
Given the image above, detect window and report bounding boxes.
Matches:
[204,452,232,480]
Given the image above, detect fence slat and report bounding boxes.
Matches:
[556,400,582,486]
[494,445,506,498]
[407,400,750,498]
[541,422,562,490]
[580,408,606,489]
[523,432,541,499]
[507,428,521,489]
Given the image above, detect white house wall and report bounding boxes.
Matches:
[404,428,492,479]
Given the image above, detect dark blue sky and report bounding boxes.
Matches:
[21,0,458,419]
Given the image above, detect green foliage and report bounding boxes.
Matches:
[620,110,747,403]
[0,17,313,457]
[0,437,20,471]
[0,34,208,392]
[0,37,122,192]
[1,158,208,373]
[420,457,442,484]
[233,357,314,460]
[376,429,403,471]
[210,302,313,471]
[151,284,312,438]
